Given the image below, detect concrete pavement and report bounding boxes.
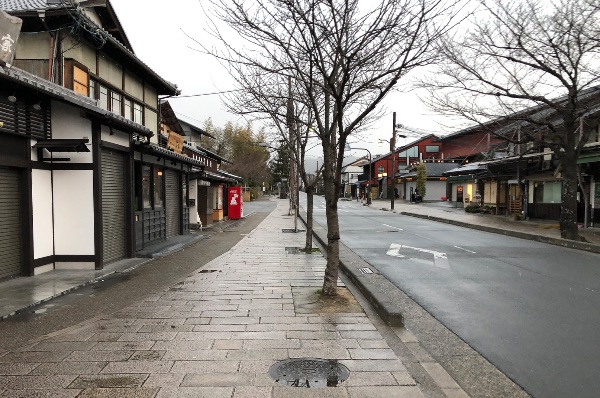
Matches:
[0,198,474,397]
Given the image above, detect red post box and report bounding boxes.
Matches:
[228,186,243,220]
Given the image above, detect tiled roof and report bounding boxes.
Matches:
[0,0,179,95]
[0,0,54,11]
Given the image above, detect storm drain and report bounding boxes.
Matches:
[268,358,350,388]
[359,267,373,274]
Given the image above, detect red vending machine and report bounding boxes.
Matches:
[228,186,243,220]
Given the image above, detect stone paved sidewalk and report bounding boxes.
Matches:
[0,199,467,397]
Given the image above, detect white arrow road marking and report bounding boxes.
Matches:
[386,243,405,258]
[386,244,450,270]
[382,224,403,231]
[454,245,476,254]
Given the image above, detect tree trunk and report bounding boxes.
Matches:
[305,185,314,251]
[321,143,340,296]
[560,154,580,240]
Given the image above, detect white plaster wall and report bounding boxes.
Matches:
[51,101,93,163]
[189,180,198,224]
[53,170,95,255]
[124,72,144,101]
[62,36,96,71]
[15,33,51,59]
[31,138,40,161]
[145,109,158,134]
[31,169,54,259]
[144,85,158,108]
[99,54,123,89]
[101,126,130,147]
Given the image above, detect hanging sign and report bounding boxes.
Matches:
[0,11,22,67]
[167,132,184,154]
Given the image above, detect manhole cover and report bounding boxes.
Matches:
[268,358,350,388]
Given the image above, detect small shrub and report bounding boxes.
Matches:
[464,204,481,213]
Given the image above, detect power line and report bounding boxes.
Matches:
[171,89,243,98]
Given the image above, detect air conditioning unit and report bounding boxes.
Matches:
[541,160,552,170]
[543,147,552,161]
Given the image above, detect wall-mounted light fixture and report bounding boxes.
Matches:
[32,102,42,111]
[8,94,17,103]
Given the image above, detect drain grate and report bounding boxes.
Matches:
[268,358,350,388]
[198,269,218,273]
[358,267,373,274]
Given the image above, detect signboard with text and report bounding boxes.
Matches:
[167,132,184,154]
[0,11,22,67]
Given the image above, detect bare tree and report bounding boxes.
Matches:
[424,0,600,240]
[201,0,461,295]
[216,63,324,251]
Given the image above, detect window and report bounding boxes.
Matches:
[91,80,142,120]
[124,99,132,121]
[99,85,108,110]
[154,167,164,208]
[398,146,419,158]
[533,181,562,203]
[133,103,143,124]
[72,65,89,96]
[110,91,122,116]
[426,145,439,153]
[142,165,151,209]
[89,79,96,100]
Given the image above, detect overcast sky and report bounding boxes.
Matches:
[111,0,460,160]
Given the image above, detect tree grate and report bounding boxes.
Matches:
[285,247,321,254]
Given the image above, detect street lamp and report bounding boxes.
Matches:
[345,143,372,205]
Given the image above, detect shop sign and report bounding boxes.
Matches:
[0,11,22,67]
[167,132,184,154]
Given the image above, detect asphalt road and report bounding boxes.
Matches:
[302,194,600,398]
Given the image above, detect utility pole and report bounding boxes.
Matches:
[391,112,397,211]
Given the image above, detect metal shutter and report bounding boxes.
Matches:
[101,150,126,264]
[0,168,22,279]
[165,169,180,238]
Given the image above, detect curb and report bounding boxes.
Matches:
[298,209,404,327]
[400,212,600,254]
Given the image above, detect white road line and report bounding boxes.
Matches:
[387,244,450,270]
[454,246,476,254]
[383,224,403,231]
